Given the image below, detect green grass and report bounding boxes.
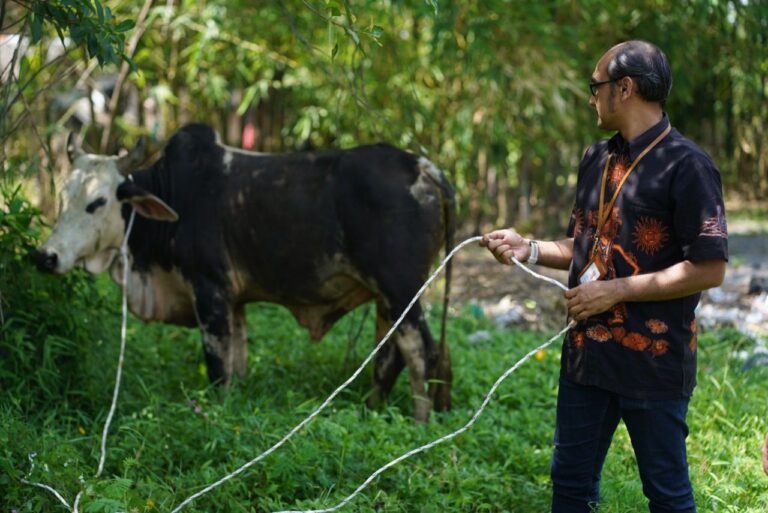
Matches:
[1,292,767,512]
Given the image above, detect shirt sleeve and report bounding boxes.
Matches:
[567,144,599,238]
[566,203,579,238]
[671,153,729,262]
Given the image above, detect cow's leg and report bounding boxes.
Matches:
[367,301,405,409]
[395,314,435,423]
[193,282,237,385]
[370,299,436,423]
[231,305,249,379]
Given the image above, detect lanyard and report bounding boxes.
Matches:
[592,124,671,256]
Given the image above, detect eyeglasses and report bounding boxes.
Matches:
[589,78,620,96]
[589,75,643,96]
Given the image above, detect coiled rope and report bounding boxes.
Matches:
[23,234,573,513]
[172,237,573,512]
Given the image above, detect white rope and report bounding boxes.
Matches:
[271,248,573,513]
[274,322,574,513]
[20,452,73,511]
[21,231,573,513]
[172,236,574,513]
[509,256,569,291]
[73,491,83,513]
[170,236,484,513]
[96,208,137,478]
[19,478,72,511]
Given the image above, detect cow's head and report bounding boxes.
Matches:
[35,134,178,274]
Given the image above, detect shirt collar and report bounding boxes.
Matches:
[608,113,670,161]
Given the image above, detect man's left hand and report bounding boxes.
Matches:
[565,280,623,321]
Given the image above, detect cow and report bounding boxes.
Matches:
[35,124,456,422]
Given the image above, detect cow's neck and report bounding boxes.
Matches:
[121,167,177,273]
[109,251,196,326]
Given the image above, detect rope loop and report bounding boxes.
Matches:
[172,236,573,513]
[22,233,573,513]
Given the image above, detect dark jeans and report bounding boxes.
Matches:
[551,377,696,513]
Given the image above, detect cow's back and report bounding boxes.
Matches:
[332,144,448,288]
[131,125,450,309]
[203,140,449,304]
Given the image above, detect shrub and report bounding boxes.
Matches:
[0,184,117,413]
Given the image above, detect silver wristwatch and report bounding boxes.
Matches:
[527,240,539,265]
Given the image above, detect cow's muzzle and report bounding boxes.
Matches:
[34,249,59,273]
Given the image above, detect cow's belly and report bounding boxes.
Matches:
[112,262,196,326]
[284,273,375,341]
[233,250,379,340]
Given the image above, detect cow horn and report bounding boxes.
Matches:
[66,132,84,163]
[116,137,146,176]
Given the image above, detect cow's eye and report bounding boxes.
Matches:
[86,197,107,214]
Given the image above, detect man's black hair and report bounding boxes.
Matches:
[607,41,672,106]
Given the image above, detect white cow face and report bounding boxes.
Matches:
[36,135,177,274]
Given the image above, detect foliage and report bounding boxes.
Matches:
[26,0,135,67]
[0,0,136,193]
[0,295,766,511]
[0,184,118,412]
[2,1,766,235]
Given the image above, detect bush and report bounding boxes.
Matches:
[0,185,118,414]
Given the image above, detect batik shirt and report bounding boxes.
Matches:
[563,114,728,400]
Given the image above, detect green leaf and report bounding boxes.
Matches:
[69,24,84,43]
[86,35,98,61]
[102,477,132,497]
[236,85,260,116]
[95,0,104,23]
[30,14,43,42]
[114,20,135,33]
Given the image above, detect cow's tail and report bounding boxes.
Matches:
[434,162,456,412]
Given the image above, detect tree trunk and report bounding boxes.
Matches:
[468,147,487,235]
[517,148,531,224]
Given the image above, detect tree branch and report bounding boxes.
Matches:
[14,67,54,173]
[0,60,79,149]
[0,0,7,32]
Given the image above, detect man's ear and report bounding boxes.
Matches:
[116,180,179,222]
[620,77,633,98]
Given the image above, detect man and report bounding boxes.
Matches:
[482,41,727,512]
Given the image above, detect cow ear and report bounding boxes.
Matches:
[116,180,179,222]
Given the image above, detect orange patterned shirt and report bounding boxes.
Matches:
[563,114,728,400]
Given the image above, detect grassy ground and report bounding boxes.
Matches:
[1,281,767,512]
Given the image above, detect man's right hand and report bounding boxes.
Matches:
[480,228,531,265]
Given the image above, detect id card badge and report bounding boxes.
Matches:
[578,257,607,284]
